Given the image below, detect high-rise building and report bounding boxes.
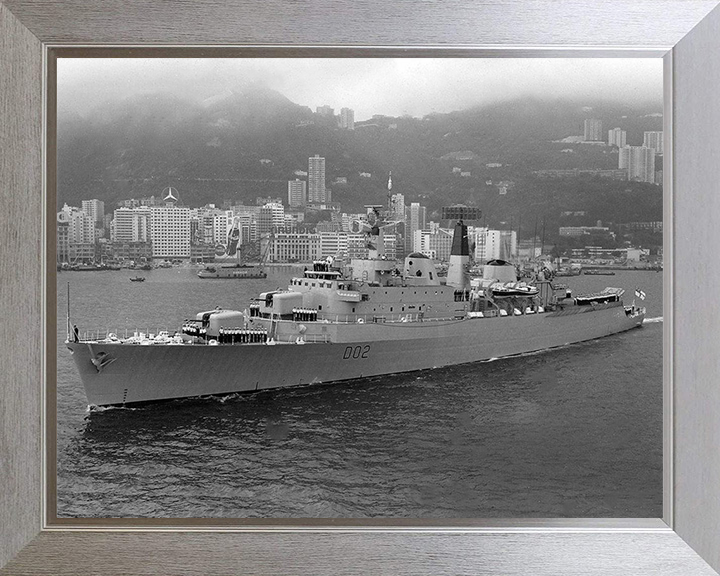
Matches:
[474,229,517,261]
[287,179,307,208]
[150,192,190,258]
[308,155,327,203]
[414,227,454,261]
[259,202,285,235]
[389,193,405,222]
[56,212,70,263]
[112,207,151,242]
[584,118,602,141]
[626,146,656,183]
[68,209,95,244]
[212,211,234,246]
[82,199,105,224]
[406,202,427,252]
[618,145,630,169]
[643,131,664,154]
[608,127,627,148]
[340,107,355,130]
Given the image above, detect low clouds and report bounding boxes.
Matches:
[58,58,663,120]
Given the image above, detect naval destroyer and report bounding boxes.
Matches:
[65,206,646,406]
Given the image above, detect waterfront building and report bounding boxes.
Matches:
[308,155,327,203]
[112,207,151,243]
[643,131,664,154]
[149,192,190,259]
[190,242,217,263]
[584,118,603,141]
[111,241,153,262]
[266,232,321,262]
[608,127,627,148]
[287,179,307,208]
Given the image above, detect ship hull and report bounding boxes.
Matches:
[67,305,644,406]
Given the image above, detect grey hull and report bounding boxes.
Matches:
[66,306,644,406]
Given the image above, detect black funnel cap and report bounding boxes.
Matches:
[451,220,470,256]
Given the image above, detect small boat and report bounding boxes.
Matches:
[574,287,624,306]
[583,269,616,276]
[129,276,145,282]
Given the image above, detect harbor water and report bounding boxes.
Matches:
[56,267,663,518]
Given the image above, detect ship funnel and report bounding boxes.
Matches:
[446,220,471,289]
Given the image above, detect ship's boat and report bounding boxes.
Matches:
[197,264,268,279]
[584,269,616,276]
[65,219,646,406]
[129,277,145,282]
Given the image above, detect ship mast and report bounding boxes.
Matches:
[66,282,71,342]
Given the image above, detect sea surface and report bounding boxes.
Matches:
[56,267,663,518]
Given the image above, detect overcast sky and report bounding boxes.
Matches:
[58,58,663,120]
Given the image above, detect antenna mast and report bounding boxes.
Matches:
[66,282,71,342]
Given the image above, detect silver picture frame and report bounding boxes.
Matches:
[2,1,720,574]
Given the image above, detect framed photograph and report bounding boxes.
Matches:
[2,1,720,575]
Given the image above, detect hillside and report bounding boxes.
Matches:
[57,87,663,239]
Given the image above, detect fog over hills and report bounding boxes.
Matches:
[57,85,662,237]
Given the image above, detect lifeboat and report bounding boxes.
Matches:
[489,281,539,298]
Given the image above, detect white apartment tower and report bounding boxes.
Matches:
[406,202,427,252]
[308,155,326,203]
[474,229,517,262]
[643,131,664,154]
[81,199,105,224]
[608,127,627,148]
[626,146,656,183]
[67,209,95,244]
[584,118,602,141]
[287,179,307,208]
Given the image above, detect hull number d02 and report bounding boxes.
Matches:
[343,345,370,360]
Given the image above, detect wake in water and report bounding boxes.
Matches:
[644,316,663,323]
[86,404,138,413]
